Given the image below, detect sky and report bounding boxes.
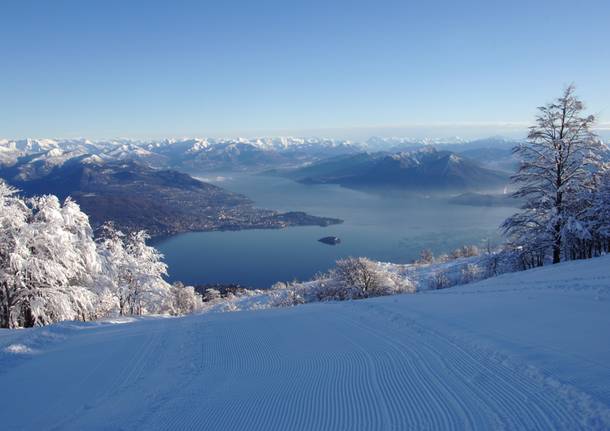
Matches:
[1,0,609,140]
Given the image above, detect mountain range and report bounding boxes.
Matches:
[0,136,524,174]
[0,136,534,235]
[279,147,510,191]
[0,137,363,173]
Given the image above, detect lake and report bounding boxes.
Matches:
[154,173,517,288]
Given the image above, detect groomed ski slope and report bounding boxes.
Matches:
[1,256,610,430]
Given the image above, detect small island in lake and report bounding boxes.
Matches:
[319,236,341,245]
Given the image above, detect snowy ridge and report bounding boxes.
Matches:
[0,137,361,157]
[1,255,609,429]
[366,135,468,149]
[0,135,532,180]
[0,137,364,174]
[0,135,525,172]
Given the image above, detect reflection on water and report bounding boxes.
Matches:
[154,173,516,288]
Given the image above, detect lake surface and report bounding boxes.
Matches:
[154,173,517,288]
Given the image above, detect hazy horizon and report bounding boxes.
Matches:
[3,123,610,143]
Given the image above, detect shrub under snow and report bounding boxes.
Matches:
[205,249,525,314]
[265,257,415,308]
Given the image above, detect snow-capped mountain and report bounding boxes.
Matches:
[366,136,469,151]
[144,137,363,170]
[0,135,534,180]
[0,137,363,174]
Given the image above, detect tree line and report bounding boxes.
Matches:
[0,186,201,328]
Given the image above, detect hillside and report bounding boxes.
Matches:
[1,256,609,430]
[283,148,509,191]
[0,158,341,236]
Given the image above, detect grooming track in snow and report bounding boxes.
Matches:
[1,256,609,430]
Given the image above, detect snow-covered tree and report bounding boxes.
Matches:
[1,190,193,328]
[96,225,173,316]
[417,249,434,264]
[170,282,203,315]
[95,222,130,315]
[269,288,305,308]
[462,245,480,258]
[594,166,610,239]
[584,164,610,255]
[124,231,172,315]
[0,183,29,328]
[203,288,221,302]
[21,195,103,326]
[502,85,606,264]
[460,263,482,284]
[429,270,451,290]
[311,257,413,301]
[449,245,479,260]
[1,193,102,327]
[332,257,381,299]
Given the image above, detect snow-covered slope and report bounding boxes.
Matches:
[1,256,610,430]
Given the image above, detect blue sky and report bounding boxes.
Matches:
[1,0,609,140]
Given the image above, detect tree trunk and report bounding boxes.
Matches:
[1,284,14,329]
[552,229,561,264]
[23,302,35,328]
[553,177,563,264]
[0,287,8,329]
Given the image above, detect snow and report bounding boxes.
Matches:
[81,154,105,165]
[0,188,195,328]
[4,343,34,354]
[0,136,362,168]
[1,256,610,430]
[207,253,501,313]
